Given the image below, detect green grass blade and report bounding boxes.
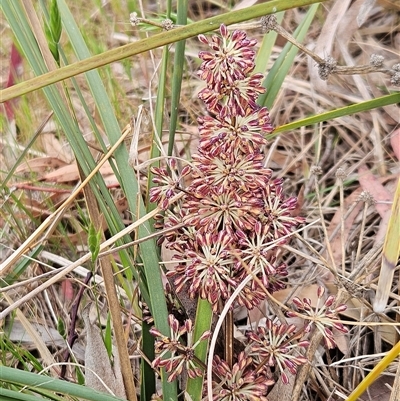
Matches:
[167,0,188,157]
[3,0,172,397]
[2,2,105,187]
[140,322,156,401]
[258,3,319,108]
[56,0,161,305]
[2,1,142,299]
[254,11,284,74]
[146,45,170,214]
[271,93,400,137]
[185,299,213,401]
[0,388,63,401]
[0,366,126,401]
[56,1,176,397]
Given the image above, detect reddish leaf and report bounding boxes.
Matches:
[2,43,23,121]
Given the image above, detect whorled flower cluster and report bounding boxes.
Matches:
[210,352,274,401]
[150,314,211,382]
[150,24,305,312]
[289,286,348,349]
[148,24,348,393]
[245,319,309,385]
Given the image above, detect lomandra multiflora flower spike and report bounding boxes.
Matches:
[149,24,308,389]
[151,24,305,311]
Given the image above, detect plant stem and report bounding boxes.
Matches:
[186,298,213,401]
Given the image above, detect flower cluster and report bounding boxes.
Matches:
[150,24,304,313]
[150,314,210,382]
[210,352,273,401]
[245,319,309,385]
[147,24,349,394]
[289,286,348,349]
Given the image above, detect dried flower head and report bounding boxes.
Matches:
[318,55,337,80]
[370,54,384,67]
[260,15,278,33]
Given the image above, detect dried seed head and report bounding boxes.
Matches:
[129,12,141,26]
[390,70,400,86]
[260,15,277,33]
[335,167,348,181]
[318,56,337,80]
[162,18,174,30]
[370,54,384,67]
[358,190,376,205]
[310,165,323,175]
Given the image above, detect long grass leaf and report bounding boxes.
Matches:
[1,0,326,102]
[167,0,188,157]
[146,45,170,214]
[0,387,64,401]
[56,0,176,396]
[0,366,126,401]
[140,322,156,401]
[271,93,400,138]
[373,178,400,313]
[186,299,213,401]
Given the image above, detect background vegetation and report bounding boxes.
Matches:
[0,0,399,400]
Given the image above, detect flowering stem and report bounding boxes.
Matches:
[185,298,213,401]
[225,310,234,368]
[150,21,307,398]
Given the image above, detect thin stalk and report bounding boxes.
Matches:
[225,310,234,368]
[345,341,400,401]
[82,173,137,401]
[186,298,213,401]
[167,0,188,157]
[146,45,169,213]
[338,171,346,275]
[355,199,369,263]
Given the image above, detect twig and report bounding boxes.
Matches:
[60,272,92,379]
